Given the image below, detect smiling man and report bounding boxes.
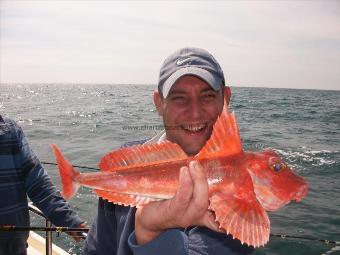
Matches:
[155,76,225,156]
[154,47,229,156]
[83,47,253,255]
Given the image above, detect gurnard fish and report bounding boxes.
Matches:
[51,104,308,248]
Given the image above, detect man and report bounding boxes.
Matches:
[83,47,254,254]
[0,115,86,255]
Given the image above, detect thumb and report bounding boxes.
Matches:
[202,210,222,233]
[174,166,193,205]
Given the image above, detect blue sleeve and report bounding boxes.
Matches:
[128,227,254,255]
[18,124,83,227]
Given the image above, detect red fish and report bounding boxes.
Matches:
[51,105,308,248]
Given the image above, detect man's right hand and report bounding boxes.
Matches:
[134,160,221,245]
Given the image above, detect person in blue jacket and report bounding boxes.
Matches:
[0,115,86,255]
[83,47,254,255]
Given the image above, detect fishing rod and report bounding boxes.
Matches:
[41,161,100,171]
[270,233,339,245]
[0,225,88,239]
[0,225,338,246]
[0,225,89,233]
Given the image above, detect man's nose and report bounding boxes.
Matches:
[187,98,203,119]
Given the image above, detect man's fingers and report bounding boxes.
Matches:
[134,160,221,244]
[188,161,209,211]
[174,166,193,205]
[187,161,220,232]
[189,160,207,180]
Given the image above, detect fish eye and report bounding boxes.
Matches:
[270,162,286,172]
[268,157,287,172]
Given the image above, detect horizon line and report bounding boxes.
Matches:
[1,82,339,92]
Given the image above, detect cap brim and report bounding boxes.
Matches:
[162,67,223,97]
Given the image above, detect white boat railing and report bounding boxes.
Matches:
[28,203,88,255]
[29,202,54,255]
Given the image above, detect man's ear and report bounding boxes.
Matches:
[153,90,164,116]
[224,86,231,105]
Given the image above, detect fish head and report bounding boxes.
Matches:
[245,149,308,211]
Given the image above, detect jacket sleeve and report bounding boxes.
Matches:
[128,227,254,255]
[17,124,83,227]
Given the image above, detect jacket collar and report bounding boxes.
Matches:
[144,130,167,145]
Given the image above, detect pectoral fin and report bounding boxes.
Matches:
[209,191,270,248]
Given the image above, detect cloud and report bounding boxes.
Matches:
[1,1,339,90]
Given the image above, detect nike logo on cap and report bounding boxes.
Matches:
[176,57,191,66]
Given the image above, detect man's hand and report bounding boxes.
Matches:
[68,222,87,242]
[135,160,220,245]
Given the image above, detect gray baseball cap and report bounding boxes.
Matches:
[158,47,225,98]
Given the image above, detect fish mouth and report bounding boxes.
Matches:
[293,182,308,202]
[181,123,208,133]
[255,183,308,211]
[257,192,289,211]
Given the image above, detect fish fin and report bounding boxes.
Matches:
[196,106,242,159]
[209,191,270,248]
[50,144,80,199]
[94,190,161,208]
[99,141,187,171]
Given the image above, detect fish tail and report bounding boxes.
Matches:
[50,144,80,199]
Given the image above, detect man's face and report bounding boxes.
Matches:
[154,75,225,155]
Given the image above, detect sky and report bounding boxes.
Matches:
[0,1,339,90]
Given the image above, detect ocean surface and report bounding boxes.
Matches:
[0,84,339,255]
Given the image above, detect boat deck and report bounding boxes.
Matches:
[27,231,69,255]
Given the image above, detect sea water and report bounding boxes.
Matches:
[1,84,339,255]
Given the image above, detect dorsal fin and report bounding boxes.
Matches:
[99,141,187,171]
[196,104,242,159]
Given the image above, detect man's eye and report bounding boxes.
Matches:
[171,96,185,101]
[202,93,216,99]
